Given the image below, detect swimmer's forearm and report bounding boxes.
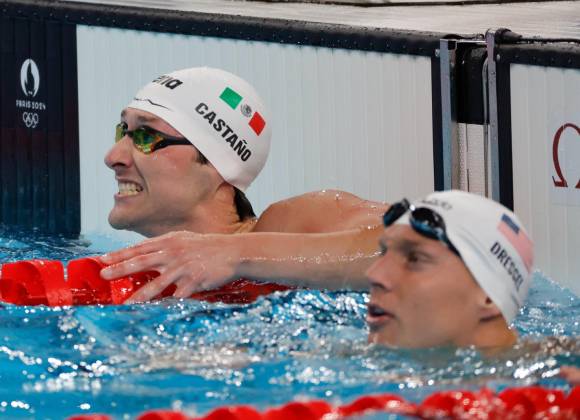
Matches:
[100,227,381,301]
[234,226,382,290]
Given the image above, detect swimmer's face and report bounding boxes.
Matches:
[365,224,489,349]
[105,108,221,237]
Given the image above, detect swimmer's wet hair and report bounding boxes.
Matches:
[196,152,256,220]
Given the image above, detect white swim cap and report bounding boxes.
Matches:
[127,67,271,191]
[397,190,534,323]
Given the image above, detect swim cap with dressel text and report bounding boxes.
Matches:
[397,190,534,323]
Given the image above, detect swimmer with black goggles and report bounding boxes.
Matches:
[382,198,460,258]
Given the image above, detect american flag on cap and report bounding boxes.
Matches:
[497,214,533,273]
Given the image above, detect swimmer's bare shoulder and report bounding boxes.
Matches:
[254,190,389,234]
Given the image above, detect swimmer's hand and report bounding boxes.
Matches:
[99,231,241,303]
[559,366,580,386]
[99,227,377,302]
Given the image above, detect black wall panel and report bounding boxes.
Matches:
[15,18,33,229]
[496,61,513,210]
[0,17,79,235]
[430,56,443,191]
[0,16,16,227]
[61,23,79,235]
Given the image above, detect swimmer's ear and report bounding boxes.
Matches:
[478,294,502,320]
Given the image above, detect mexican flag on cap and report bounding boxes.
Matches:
[220,87,266,136]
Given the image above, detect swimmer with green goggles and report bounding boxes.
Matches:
[103,67,387,304]
[114,122,193,154]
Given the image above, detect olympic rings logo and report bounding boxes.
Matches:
[22,112,39,129]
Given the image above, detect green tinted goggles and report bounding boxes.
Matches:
[115,122,192,154]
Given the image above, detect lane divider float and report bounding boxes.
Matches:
[0,258,288,305]
[67,386,580,419]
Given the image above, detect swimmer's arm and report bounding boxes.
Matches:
[236,190,386,289]
[235,226,382,290]
[100,226,381,302]
[254,190,389,234]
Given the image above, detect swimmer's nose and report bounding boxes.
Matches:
[365,253,397,292]
[105,136,134,170]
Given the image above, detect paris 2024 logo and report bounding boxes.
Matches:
[16,59,46,129]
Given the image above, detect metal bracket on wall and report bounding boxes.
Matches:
[481,56,490,198]
[439,39,459,191]
[485,29,501,202]
[439,38,487,192]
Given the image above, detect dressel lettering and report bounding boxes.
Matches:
[490,241,524,291]
[195,102,253,162]
[152,75,183,90]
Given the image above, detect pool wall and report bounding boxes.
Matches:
[0,0,579,294]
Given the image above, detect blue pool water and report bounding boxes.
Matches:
[0,226,578,419]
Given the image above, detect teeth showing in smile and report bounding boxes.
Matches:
[118,182,143,196]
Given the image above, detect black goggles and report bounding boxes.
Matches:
[115,122,193,154]
[382,199,461,257]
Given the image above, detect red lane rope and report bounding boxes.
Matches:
[67,386,580,419]
[0,258,288,305]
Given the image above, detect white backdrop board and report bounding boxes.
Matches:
[510,64,580,295]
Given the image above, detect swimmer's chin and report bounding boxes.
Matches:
[108,214,159,238]
[108,213,139,232]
